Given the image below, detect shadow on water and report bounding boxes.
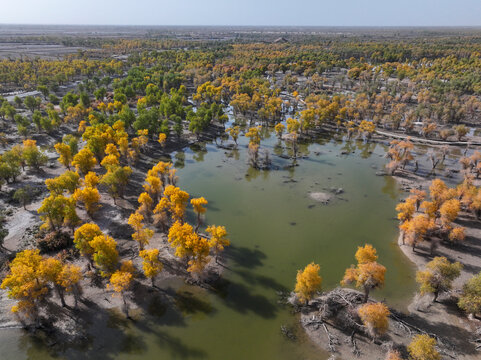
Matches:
[234,269,289,292]
[174,289,215,316]
[46,290,210,360]
[211,279,277,319]
[224,245,267,269]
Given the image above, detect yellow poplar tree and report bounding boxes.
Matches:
[72,147,97,174]
[74,223,103,265]
[358,302,390,339]
[108,260,135,317]
[139,249,163,286]
[206,225,230,262]
[73,186,101,216]
[294,262,322,304]
[191,197,208,230]
[408,335,441,360]
[128,212,154,250]
[0,249,48,323]
[89,234,119,277]
[54,142,73,169]
[341,245,386,303]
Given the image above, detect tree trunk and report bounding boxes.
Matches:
[56,285,66,307]
[122,294,130,319]
[363,286,369,303]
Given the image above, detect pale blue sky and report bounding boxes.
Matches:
[1,0,480,26]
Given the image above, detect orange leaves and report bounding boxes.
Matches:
[226,126,240,145]
[355,262,386,291]
[358,120,376,134]
[358,302,390,338]
[245,126,262,145]
[1,249,47,305]
[144,175,162,199]
[341,244,386,302]
[439,198,460,228]
[396,197,416,222]
[400,214,433,250]
[138,192,153,215]
[355,244,378,264]
[84,171,100,188]
[294,262,322,304]
[286,118,301,134]
[449,227,465,243]
[274,123,285,138]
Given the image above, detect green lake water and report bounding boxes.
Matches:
[0,130,416,360]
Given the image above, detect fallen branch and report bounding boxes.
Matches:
[322,322,337,352]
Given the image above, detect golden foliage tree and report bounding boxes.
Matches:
[90,234,119,277]
[341,245,386,302]
[168,221,211,273]
[73,223,103,264]
[54,142,73,169]
[73,186,101,216]
[139,249,163,286]
[206,225,230,262]
[0,249,47,323]
[458,272,481,316]
[72,147,97,174]
[108,260,135,317]
[294,262,322,304]
[128,212,154,251]
[358,302,390,338]
[191,197,208,230]
[407,334,441,360]
[416,256,462,302]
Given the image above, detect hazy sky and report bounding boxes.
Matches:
[1,0,481,26]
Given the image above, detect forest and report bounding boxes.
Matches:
[0,26,481,360]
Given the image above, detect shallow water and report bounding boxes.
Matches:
[0,130,416,360]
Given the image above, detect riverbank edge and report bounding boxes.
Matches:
[299,160,481,359]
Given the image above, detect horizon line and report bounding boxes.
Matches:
[1,23,481,29]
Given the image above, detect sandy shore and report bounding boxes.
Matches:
[300,157,481,360]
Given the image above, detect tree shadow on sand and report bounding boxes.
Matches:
[29,285,209,360]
